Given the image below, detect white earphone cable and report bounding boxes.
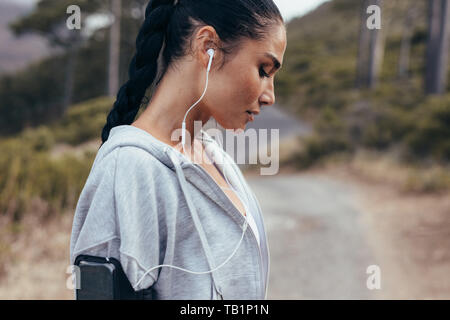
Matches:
[134,49,252,290]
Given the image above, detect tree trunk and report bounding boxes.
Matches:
[367,0,385,89]
[436,0,450,93]
[62,32,82,115]
[108,0,122,97]
[425,0,450,95]
[62,46,75,114]
[398,6,418,79]
[356,0,386,89]
[356,0,370,88]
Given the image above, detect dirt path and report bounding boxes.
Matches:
[247,172,376,299]
[349,172,450,299]
[247,168,450,299]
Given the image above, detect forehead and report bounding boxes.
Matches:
[241,24,286,65]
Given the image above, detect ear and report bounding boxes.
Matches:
[194,26,220,70]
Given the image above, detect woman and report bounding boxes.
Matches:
[70,0,286,300]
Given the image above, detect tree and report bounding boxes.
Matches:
[9,0,103,114]
[425,0,450,95]
[367,0,384,88]
[0,0,147,135]
[398,5,419,79]
[108,0,122,97]
[356,0,370,88]
[356,0,387,89]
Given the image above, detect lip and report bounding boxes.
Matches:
[247,109,260,115]
[245,109,259,122]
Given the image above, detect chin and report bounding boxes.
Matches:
[212,116,247,133]
[226,123,246,132]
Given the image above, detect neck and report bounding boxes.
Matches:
[131,68,211,149]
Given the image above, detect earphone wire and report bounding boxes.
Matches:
[181,49,214,156]
[134,50,252,290]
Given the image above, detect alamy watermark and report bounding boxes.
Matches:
[170,121,280,176]
[366,4,381,30]
[366,265,381,290]
[66,5,81,30]
[66,265,81,290]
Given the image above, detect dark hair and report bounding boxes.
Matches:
[100,0,284,146]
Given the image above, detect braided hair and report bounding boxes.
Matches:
[100,0,284,146]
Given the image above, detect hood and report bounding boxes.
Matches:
[93,125,189,173]
[94,124,249,299]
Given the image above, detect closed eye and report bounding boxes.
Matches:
[259,66,270,78]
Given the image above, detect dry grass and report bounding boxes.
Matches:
[359,183,450,299]
[323,165,450,299]
[0,206,74,300]
[49,138,101,160]
[343,150,450,193]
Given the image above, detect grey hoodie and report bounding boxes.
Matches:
[69,125,270,300]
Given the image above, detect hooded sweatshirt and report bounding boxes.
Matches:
[69,124,270,300]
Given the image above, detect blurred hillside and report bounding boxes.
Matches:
[275,0,450,166]
[0,96,110,226]
[1,0,447,165]
[0,0,144,135]
[0,2,51,75]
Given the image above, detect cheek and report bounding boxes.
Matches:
[233,71,261,105]
[209,65,260,115]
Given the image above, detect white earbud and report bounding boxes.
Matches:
[206,48,215,72]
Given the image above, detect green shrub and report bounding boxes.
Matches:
[0,137,95,220]
[406,95,450,162]
[290,107,352,168]
[20,126,56,152]
[52,96,113,145]
[0,97,109,221]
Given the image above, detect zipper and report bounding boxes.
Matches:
[192,162,265,299]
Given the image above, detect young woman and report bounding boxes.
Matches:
[70,0,286,300]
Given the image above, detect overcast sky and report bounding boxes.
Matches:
[274,0,329,21]
[9,0,329,22]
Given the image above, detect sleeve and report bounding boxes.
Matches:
[114,146,164,291]
[70,151,118,266]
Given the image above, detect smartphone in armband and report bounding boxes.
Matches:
[74,254,151,300]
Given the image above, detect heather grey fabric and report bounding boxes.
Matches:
[69,125,269,300]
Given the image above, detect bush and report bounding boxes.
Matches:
[290,107,352,168]
[52,96,113,145]
[20,126,55,152]
[0,137,95,221]
[0,96,110,221]
[406,95,450,162]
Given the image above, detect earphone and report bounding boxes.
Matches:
[181,48,215,151]
[133,48,255,290]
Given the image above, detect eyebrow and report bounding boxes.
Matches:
[264,53,282,71]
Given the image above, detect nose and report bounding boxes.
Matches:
[259,79,275,107]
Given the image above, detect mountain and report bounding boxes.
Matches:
[0,1,51,75]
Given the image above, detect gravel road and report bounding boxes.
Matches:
[247,173,378,299]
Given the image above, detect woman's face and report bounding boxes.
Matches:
[205,23,287,131]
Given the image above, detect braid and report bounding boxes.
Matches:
[100,0,176,146]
